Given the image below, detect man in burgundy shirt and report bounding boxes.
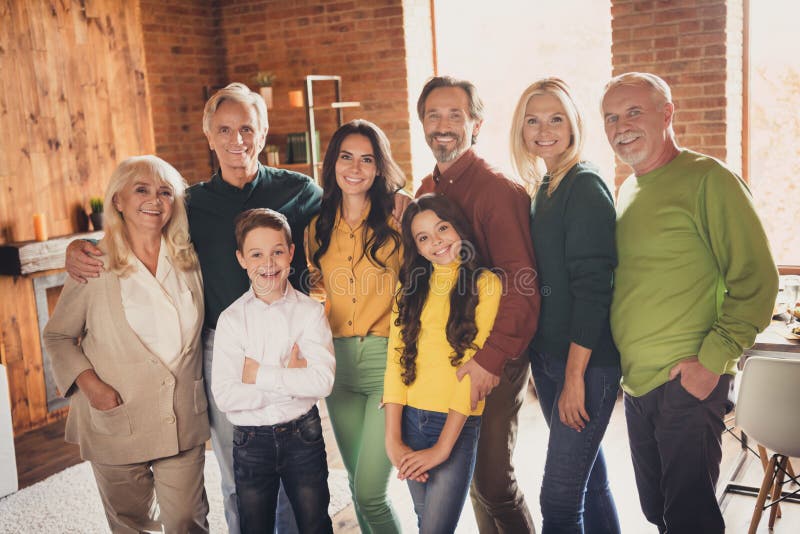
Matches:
[415,76,540,533]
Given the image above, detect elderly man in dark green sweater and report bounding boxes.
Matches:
[602,72,778,534]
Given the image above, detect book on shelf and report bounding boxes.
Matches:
[286,130,321,164]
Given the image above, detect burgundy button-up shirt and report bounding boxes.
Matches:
[416,148,540,375]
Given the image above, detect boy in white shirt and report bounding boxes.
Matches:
[211,208,335,534]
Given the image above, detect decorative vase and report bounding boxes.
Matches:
[259,86,273,109]
[90,212,104,231]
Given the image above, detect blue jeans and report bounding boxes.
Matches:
[203,328,299,534]
[403,406,481,533]
[233,406,333,534]
[530,351,621,534]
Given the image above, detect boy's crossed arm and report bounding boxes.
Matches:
[244,305,335,400]
[242,343,306,383]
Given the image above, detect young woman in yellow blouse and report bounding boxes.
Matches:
[384,194,502,533]
[306,119,405,533]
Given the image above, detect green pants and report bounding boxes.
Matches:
[326,336,401,534]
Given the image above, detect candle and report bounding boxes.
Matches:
[33,213,48,241]
[288,90,304,108]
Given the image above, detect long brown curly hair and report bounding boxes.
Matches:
[395,194,487,385]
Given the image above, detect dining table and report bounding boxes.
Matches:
[716,316,800,509]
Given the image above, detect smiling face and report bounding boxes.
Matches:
[205,99,267,182]
[522,94,572,170]
[602,83,675,176]
[113,174,175,235]
[410,209,462,265]
[334,133,378,200]
[422,86,482,170]
[236,226,295,303]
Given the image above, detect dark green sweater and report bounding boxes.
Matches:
[529,162,619,367]
[187,164,322,329]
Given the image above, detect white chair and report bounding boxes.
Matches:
[735,356,800,533]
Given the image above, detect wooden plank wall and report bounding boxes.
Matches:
[0,272,68,435]
[0,0,155,245]
[0,0,155,436]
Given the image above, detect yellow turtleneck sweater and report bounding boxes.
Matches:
[383,263,501,416]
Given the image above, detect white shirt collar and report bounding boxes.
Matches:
[244,283,298,307]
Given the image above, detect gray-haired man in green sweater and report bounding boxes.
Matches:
[601,72,778,534]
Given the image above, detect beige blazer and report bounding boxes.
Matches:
[44,254,210,465]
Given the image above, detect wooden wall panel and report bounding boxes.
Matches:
[0,0,155,436]
[0,0,155,245]
[0,272,67,435]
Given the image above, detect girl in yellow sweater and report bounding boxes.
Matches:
[384,194,502,533]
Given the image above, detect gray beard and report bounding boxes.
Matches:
[433,145,462,163]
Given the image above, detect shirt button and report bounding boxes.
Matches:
[350,278,354,283]
[164,377,175,386]
[348,320,352,326]
[352,298,356,303]
[347,256,352,261]
[349,233,354,238]
[149,358,158,365]
[165,415,175,424]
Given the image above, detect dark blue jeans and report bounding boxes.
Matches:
[233,406,333,534]
[403,406,481,533]
[530,351,622,534]
[624,374,733,534]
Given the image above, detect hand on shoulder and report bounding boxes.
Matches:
[65,239,105,283]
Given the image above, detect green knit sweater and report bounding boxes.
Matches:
[529,162,620,367]
[612,149,778,396]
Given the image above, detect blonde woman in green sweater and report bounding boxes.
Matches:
[510,78,621,534]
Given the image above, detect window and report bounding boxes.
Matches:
[425,0,614,188]
[747,0,800,266]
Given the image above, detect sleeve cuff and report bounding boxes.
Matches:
[697,330,741,375]
[449,375,476,415]
[472,345,507,376]
[382,393,407,406]
[569,304,607,351]
[64,364,95,397]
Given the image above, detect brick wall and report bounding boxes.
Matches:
[402,0,435,185]
[218,0,415,178]
[609,0,742,186]
[139,0,226,184]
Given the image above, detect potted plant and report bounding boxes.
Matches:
[89,196,104,231]
[253,71,276,109]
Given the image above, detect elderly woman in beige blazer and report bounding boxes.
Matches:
[44,155,210,533]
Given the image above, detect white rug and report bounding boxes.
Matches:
[0,451,350,533]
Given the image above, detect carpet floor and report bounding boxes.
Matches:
[0,451,349,533]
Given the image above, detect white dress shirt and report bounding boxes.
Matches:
[119,239,197,370]
[211,285,335,426]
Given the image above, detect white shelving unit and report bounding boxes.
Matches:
[303,75,360,182]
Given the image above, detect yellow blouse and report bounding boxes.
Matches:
[383,264,502,416]
[306,205,402,338]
